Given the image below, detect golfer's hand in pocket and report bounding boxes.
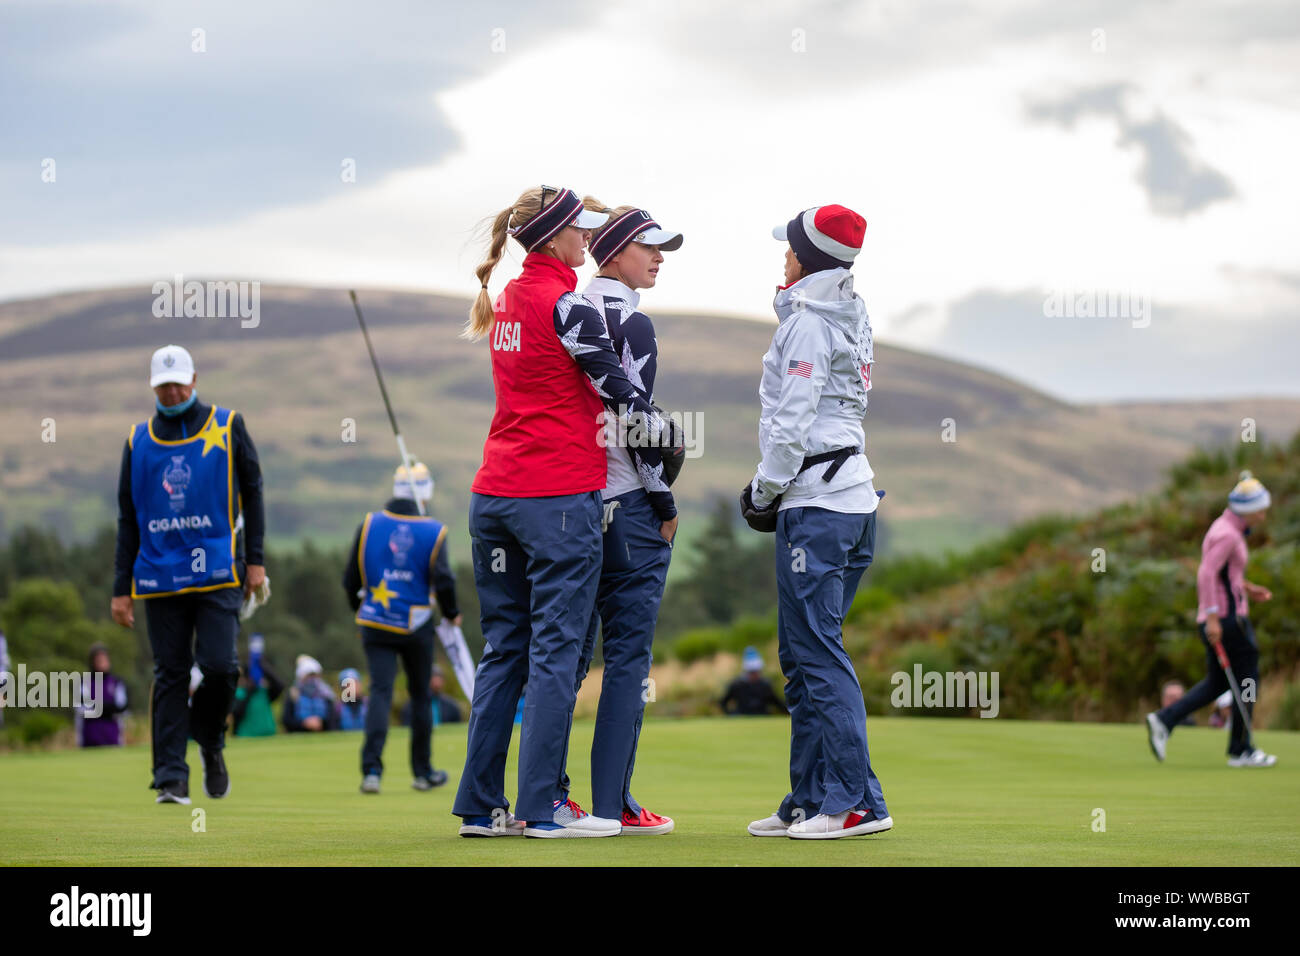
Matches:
[660,515,678,544]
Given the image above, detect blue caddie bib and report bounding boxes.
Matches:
[355,510,447,634]
[129,406,239,598]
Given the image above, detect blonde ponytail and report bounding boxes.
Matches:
[463,186,547,341]
[464,206,512,341]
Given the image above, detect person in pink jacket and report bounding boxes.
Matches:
[1146,471,1277,767]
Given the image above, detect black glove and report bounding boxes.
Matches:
[626,407,686,488]
[654,406,686,488]
[660,418,686,487]
[739,483,780,533]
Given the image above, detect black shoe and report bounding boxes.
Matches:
[412,769,449,791]
[155,780,191,805]
[201,748,231,798]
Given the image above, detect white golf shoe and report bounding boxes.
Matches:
[458,812,526,837]
[1227,749,1277,768]
[1146,713,1168,762]
[788,809,893,840]
[523,799,621,838]
[747,813,793,837]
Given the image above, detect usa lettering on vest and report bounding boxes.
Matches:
[492,321,521,352]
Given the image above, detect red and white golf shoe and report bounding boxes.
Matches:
[787,808,893,840]
[621,807,675,835]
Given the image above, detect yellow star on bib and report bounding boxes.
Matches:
[198,416,231,457]
[369,579,396,611]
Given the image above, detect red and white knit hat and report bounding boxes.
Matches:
[772,205,866,273]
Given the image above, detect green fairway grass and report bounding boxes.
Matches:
[2,716,1296,866]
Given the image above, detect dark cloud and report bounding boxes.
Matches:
[0,0,595,243]
[1025,84,1238,216]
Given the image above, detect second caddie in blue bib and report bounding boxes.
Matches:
[355,510,447,634]
[129,405,239,598]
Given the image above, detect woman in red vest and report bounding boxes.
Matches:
[452,185,677,838]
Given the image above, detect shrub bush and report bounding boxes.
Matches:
[1272,682,1300,731]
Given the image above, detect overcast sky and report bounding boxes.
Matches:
[3,0,1297,402]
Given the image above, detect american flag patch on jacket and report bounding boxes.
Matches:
[788,360,813,378]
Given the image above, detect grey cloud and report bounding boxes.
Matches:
[1024,83,1130,126]
[627,0,1299,95]
[1025,84,1237,216]
[918,287,1300,401]
[1119,116,1236,215]
[889,302,935,331]
[1001,0,1300,46]
[1,0,596,244]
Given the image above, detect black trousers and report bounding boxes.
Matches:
[1156,616,1259,756]
[144,585,242,787]
[361,622,434,778]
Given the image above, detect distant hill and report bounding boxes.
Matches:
[3,283,1299,564]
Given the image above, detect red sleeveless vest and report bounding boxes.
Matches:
[471,252,606,497]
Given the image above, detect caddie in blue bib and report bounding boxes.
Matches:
[129,406,240,598]
[355,510,447,634]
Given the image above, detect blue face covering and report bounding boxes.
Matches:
[156,391,198,417]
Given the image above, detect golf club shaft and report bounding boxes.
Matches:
[1213,639,1254,745]
[349,290,426,516]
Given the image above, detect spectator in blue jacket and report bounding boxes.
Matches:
[338,667,369,731]
[283,655,339,733]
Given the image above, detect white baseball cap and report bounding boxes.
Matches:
[295,654,323,682]
[393,461,434,502]
[150,345,196,387]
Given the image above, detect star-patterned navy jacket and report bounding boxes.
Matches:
[556,277,681,520]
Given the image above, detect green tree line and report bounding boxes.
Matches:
[0,494,788,745]
[4,433,1298,744]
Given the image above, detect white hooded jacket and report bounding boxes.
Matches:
[750,267,877,514]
